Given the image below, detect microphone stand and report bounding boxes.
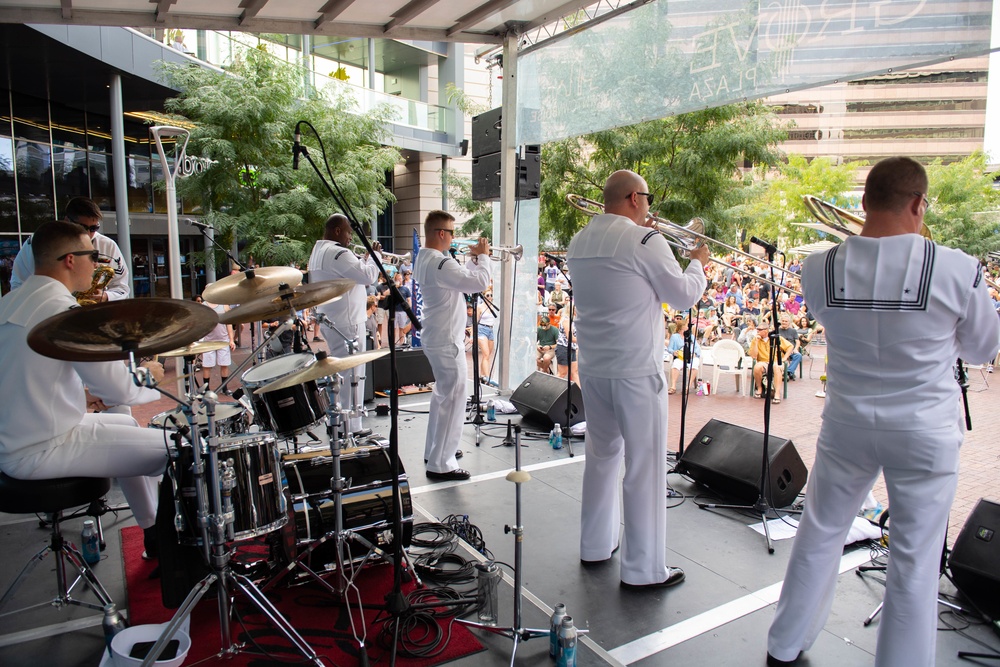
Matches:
[956,358,973,430]
[294,122,420,665]
[552,259,578,456]
[675,307,696,458]
[468,289,498,446]
[696,243,800,554]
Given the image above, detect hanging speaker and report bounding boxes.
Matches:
[949,498,1000,618]
[676,419,807,508]
[510,371,585,427]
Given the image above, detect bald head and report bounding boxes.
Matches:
[603,170,650,225]
[323,213,352,245]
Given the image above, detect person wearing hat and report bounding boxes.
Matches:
[748,319,793,403]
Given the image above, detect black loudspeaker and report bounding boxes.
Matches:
[365,348,435,394]
[677,419,807,508]
[949,498,1000,618]
[471,107,502,158]
[510,371,585,427]
[471,146,541,202]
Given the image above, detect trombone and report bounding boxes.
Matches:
[353,244,411,266]
[452,238,524,262]
[566,194,801,296]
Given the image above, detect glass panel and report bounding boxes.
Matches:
[11,93,50,143]
[88,151,115,211]
[50,103,87,150]
[14,140,54,233]
[0,89,11,138]
[125,122,151,159]
[132,238,151,297]
[0,136,16,233]
[0,236,21,295]
[517,1,994,145]
[127,156,153,213]
[87,112,111,153]
[53,145,91,209]
[151,158,171,213]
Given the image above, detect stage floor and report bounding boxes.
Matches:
[1,348,998,666]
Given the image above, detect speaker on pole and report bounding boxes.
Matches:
[676,419,807,508]
[510,371,585,427]
[949,498,1000,618]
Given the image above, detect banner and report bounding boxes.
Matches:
[409,229,423,348]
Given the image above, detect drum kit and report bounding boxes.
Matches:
[26,266,406,665]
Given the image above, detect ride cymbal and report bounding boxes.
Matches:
[220,279,355,325]
[28,298,218,362]
[203,266,303,305]
[255,349,390,394]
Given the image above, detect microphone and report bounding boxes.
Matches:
[749,235,778,254]
[544,253,564,264]
[292,128,301,170]
[187,219,213,231]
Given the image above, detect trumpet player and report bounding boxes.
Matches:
[568,170,708,588]
[308,213,380,436]
[414,210,491,481]
[10,197,129,302]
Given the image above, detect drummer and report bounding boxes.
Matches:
[308,213,380,436]
[0,220,169,558]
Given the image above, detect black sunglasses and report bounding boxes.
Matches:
[634,192,654,206]
[436,228,456,236]
[68,216,101,233]
[57,249,101,262]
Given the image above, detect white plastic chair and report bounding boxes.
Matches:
[709,339,751,396]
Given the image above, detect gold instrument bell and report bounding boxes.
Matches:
[74,263,116,305]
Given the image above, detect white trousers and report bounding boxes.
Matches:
[321,321,366,433]
[2,412,170,528]
[768,420,962,667]
[422,342,466,473]
[579,372,670,585]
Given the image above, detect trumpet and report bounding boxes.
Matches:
[566,194,801,296]
[353,244,411,266]
[452,239,523,262]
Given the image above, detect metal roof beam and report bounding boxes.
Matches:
[314,0,354,28]
[385,0,441,34]
[448,0,519,37]
[239,0,270,24]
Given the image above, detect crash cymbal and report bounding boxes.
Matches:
[28,298,218,362]
[220,279,355,325]
[158,339,230,357]
[255,349,390,394]
[203,266,303,305]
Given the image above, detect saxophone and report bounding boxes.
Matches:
[74,265,116,305]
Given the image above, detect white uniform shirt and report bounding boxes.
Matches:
[566,214,706,379]
[412,248,491,349]
[802,234,1000,431]
[308,240,380,327]
[11,232,130,300]
[0,276,159,462]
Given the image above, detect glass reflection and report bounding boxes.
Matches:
[14,139,54,233]
[0,136,15,233]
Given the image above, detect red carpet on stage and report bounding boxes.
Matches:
[121,526,485,666]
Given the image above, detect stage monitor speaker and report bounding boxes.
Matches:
[949,498,1000,618]
[365,348,435,394]
[510,371,584,427]
[677,419,806,508]
[471,107,502,158]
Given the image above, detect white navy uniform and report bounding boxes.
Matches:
[768,234,1000,667]
[567,213,705,585]
[11,231,130,300]
[308,240,380,433]
[412,248,491,473]
[0,276,168,528]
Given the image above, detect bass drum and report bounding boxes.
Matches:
[282,437,412,572]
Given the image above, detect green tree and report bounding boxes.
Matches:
[439,168,492,240]
[539,102,788,248]
[155,43,400,269]
[925,151,1000,258]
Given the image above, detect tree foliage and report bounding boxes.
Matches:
[538,102,788,249]
[925,151,1000,259]
[155,44,400,269]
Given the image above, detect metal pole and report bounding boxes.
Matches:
[150,126,189,300]
[109,74,133,296]
[496,30,519,392]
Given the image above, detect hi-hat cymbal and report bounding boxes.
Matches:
[255,349,390,394]
[28,298,219,362]
[158,339,229,357]
[203,266,303,305]
[220,279,355,325]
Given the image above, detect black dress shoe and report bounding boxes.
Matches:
[425,468,471,481]
[766,651,801,666]
[142,526,159,560]
[581,544,620,565]
[620,567,685,589]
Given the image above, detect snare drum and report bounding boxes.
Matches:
[282,437,412,568]
[149,403,248,438]
[174,432,287,543]
[241,353,328,437]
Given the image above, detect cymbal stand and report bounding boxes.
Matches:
[457,425,565,665]
[316,312,366,432]
[138,379,321,666]
[215,315,297,397]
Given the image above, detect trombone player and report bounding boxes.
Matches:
[567,170,708,588]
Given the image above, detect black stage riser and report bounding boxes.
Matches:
[949,498,1000,618]
[510,371,585,428]
[677,418,807,508]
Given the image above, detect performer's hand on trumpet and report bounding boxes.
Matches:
[470,236,490,259]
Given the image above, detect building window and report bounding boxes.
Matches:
[847,99,986,113]
[14,139,54,233]
[843,127,985,140]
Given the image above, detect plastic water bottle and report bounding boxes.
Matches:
[102,603,127,655]
[486,400,496,422]
[550,423,563,450]
[81,520,100,565]
[549,602,567,658]
[475,561,501,625]
[556,615,578,667]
